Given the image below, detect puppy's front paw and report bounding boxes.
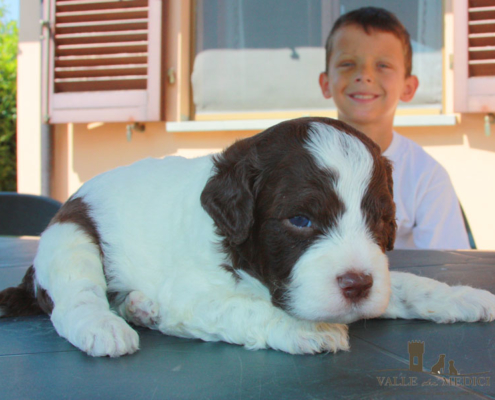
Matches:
[266,321,349,354]
[449,287,495,323]
[71,314,140,357]
[122,291,160,327]
[386,272,495,324]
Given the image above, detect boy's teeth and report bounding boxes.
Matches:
[352,94,374,99]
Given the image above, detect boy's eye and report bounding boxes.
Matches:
[288,216,312,228]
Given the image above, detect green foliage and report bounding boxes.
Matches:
[0,5,18,191]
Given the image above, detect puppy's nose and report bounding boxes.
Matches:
[337,272,373,301]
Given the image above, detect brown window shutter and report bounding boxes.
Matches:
[45,0,164,123]
[454,0,495,112]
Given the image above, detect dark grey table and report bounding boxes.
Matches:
[1,237,495,399]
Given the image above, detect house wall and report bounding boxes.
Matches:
[50,122,254,200]
[16,0,42,195]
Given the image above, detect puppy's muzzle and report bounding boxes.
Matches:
[337,272,373,302]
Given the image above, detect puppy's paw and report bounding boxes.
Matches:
[386,272,495,324]
[72,314,140,357]
[123,291,160,327]
[265,321,349,354]
[444,287,495,323]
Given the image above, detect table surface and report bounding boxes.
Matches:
[1,236,495,399]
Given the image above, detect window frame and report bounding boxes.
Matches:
[185,0,447,125]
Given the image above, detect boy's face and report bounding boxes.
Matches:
[319,25,418,130]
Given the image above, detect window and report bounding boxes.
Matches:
[191,0,443,120]
[43,0,164,123]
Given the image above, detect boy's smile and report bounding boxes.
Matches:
[319,24,418,148]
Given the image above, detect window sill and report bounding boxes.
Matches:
[166,114,457,133]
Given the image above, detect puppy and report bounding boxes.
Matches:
[1,117,494,357]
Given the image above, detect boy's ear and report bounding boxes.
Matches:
[319,72,332,99]
[400,75,419,102]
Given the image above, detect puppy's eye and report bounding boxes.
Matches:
[289,216,312,228]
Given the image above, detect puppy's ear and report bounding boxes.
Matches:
[201,142,257,246]
[384,158,397,251]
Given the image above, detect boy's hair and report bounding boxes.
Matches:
[324,7,413,77]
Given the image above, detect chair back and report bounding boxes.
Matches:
[460,204,477,250]
[0,192,62,236]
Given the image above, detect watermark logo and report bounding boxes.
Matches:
[376,341,491,388]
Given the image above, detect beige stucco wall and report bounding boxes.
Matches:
[50,122,255,200]
[16,0,42,195]
[48,116,495,249]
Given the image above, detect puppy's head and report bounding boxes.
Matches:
[201,117,396,324]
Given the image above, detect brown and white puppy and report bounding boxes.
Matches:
[1,117,494,357]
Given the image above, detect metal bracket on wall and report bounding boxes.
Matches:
[126,123,145,142]
[484,114,494,137]
[167,68,176,85]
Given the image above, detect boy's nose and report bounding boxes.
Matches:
[355,76,372,83]
[354,65,374,83]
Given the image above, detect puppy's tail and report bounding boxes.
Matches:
[0,266,48,318]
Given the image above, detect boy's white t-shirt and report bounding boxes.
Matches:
[382,131,470,250]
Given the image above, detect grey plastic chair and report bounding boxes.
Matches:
[0,192,62,236]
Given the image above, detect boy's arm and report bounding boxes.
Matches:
[412,165,471,250]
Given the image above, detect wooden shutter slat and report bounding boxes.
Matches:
[469,32,495,48]
[55,64,147,78]
[57,0,143,4]
[55,30,148,45]
[469,0,495,8]
[55,78,146,93]
[55,75,147,82]
[56,7,148,23]
[469,19,495,34]
[469,6,495,11]
[57,0,148,13]
[469,46,495,60]
[56,19,148,34]
[57,41,147,50]
[57,42,148,56]
[469,59,495,65]
[55,53,147,67]
[469,5,495,21]
[469,5,495,11]
[469,32,495,38]
[469,64,495,77]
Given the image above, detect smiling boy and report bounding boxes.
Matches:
[318,7,470,249]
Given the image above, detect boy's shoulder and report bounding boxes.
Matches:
[384,131,450,184]
[384,131,440,168]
